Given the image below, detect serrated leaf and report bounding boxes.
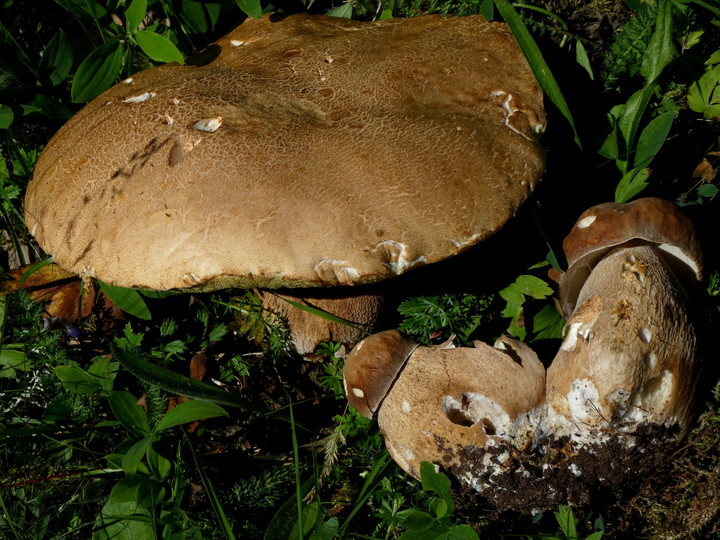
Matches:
[532,305,565,341]
[99,281,152,320]
[235,0,262,19]
[71,41,123,103]
[154,400,227,432]
[125,0,147,33]
[110,390,151,437]
[134,30,185,64]
[500,275,553,302]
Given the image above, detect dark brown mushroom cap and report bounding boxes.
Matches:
[343,330,419,418]
[24,13,545,292]
[560,198,702,317]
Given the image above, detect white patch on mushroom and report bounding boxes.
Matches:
[448,233,481,249]
[171,98,181,105]
[443,393,510,434]
[184,272,203,284]
[230,39,245,47]
[369,240,426,274]
[352,387,365,399]
[560,322,583,351]
[122,91,156,104]
[657,243,701,278]
[191,117,223,132]
[401,401,411,413]
[164,114,174,125]
[122,77,134,84]
[639,327,652,344]
[314,259,360,285]
[566,379,601,421]
[623,371,674,424]
[577,215,596,229]
[490,90,533,141]
[644,351,657,369]
[324,56,334,63]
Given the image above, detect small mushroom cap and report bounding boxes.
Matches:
[343,329,419,418]
[560,198,702,317]
[377,336,545,478]
[24,13,545,292]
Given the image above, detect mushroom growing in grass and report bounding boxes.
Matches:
[24,13,546,357]
[345,198,703,511]
[547,197,702,438]
[343,329,546,479]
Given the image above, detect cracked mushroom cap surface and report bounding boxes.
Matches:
[374,337,545,479]
[560,198,702,317]
[24,13,545,292]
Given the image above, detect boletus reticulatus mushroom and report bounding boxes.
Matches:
[344,198,702,511]
[24,13,546,357]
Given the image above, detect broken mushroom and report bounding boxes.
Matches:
[23,13,545,356]
[344,330,546,479]
[547,197,702,438]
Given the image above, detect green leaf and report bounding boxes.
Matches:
[146,440,172,479]
[112,345,273,413]
[640,0,676,84]
[420,461,455,514]
[110,390,151,437]
[54,364,111,394]
[0,347,29,378]
[500,275,553,303]
[532,305,565,340]
[554,505,578,539]
[493,0,581,147]
[402,510,435,532]
[586,532,604,540]
[154,400,228,432]
[616,85,656,171]
[235,0,262,19]
[430,498,448,519]
[71,41,123,103]
[633,110,673,170]
[0,105,13,129]
[38,29,73,86]
[698,184,719,198]
[125,0,147,33]
[122,435,154,476]
[109,476,145,503]
[615,167,650,203]
[448,525,481,539]
[575,41,594,80]
[99,281,152,320]
[134,30,185,64]
[326,2,353,17]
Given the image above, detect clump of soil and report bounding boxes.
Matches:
[447,424,679,518]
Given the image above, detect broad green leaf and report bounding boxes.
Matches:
[430,497,448,519]
[500,275,553,303]
[493,0,581,147]
[146,440,172,479]
[532,304,565,341]
[640,0,676,84]
[134,30,185,64]
[0,347,29,377]
[38,29,73,86]
[616,85,656,171]
[154,400,228,432]
[698,184,719,198]
[586,532,604,540]
[125,0,147,33]
[110,390,151,437]
[448,525,481,540]
[0,105,13,129]
[54,364,110,394]
[108,476,145,503]
[615,167,650,203]
[99,281,152,320]
[122,435,154,476]
[480,0,494,20]
[633,110,673,170]
[420,461,455,513]
[327,3,353,17]
[401,510,435,532]
[55,0,108,19]
[71,41,123,103]
[688,64,720,119]
[235,0,262,19]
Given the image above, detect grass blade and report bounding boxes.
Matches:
[493,0,581,148]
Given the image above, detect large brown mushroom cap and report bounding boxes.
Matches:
[24,13,545,292]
